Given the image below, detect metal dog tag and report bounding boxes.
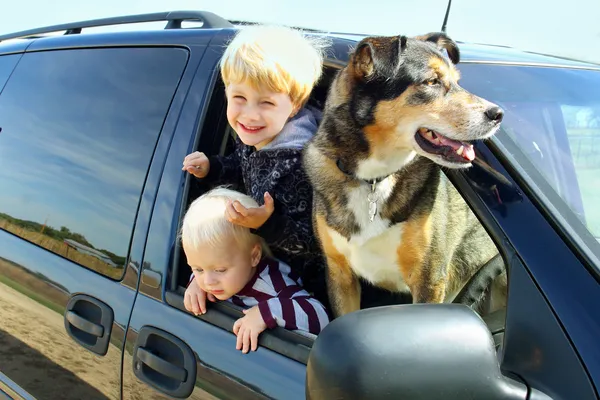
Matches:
[368,199,377,222]
[368,182,377,222]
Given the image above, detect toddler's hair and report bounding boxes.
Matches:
[180,187,270,255]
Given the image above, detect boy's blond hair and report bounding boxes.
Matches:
[180,187,270,255]
[220,24,328,109]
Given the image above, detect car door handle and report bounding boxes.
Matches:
[133,326,196,398]
[66,311,104,337]
[64,294,114,356]
[136,347,187,381]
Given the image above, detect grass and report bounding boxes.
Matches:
[0,217,123,279]
[568,129,600,238]
[0,273,65,315]
[575,168,600,238]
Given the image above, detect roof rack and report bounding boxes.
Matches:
[228,20,324,33]
[229,20,373,38]
[0,10,233,42]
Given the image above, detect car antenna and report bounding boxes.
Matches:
[441,0,452,33]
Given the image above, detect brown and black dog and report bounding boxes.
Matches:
[304,33,507,318]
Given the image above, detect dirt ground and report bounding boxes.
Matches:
[0,280,121,399]
[0,278,227,400]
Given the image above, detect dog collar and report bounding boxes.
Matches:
[336,159,389,185]
[337,159,390,222]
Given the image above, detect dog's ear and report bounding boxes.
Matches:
[352,41,375,79]
[350,36,407,80]
[415,32,460,64]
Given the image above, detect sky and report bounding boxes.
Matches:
[1,0,599,64]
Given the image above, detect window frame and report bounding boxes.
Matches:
[164,61,518,365]
[488,131,600,280]
[164,72,316,364]
[456,62,600,279]
[0,53,22,94]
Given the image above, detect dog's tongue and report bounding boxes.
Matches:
[437,135,475,161]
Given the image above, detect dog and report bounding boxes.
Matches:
[304,32,507,318]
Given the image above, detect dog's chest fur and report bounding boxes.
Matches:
[327,175,410,292]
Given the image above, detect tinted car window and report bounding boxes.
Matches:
[0,47,188,279]
[459,64,600,261]
[0,54,20,93]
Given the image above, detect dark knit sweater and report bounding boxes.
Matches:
[195,107,327,302]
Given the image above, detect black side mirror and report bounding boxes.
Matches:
[306,304,549,400]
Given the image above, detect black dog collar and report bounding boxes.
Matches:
[336,159,389,185]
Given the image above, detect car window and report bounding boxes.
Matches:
[459,64,600,260]
[561,103,599,227]
[0,54,20,93]
[0,47,188,279]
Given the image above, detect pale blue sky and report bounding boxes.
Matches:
[1,0,600,64]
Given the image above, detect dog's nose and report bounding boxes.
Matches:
[485,106,504,123]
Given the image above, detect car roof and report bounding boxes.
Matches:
[1,21,598,70]
[456,41,599,69]
[327,33,599,69]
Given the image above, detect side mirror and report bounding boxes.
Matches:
[306,304,549,400]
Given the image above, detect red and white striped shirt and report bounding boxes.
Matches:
[190,257,330,335]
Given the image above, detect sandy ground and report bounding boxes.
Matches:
[0,281,222,400]
[0,280,120,399]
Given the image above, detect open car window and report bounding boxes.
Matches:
[459,63,600,270]
[168,75,320,365]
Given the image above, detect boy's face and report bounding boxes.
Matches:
[184,234,262,301]
[225,82,296,150]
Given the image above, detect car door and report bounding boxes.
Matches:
[457,62,600,398]
[120,37,309,399]
[0,45,189,399]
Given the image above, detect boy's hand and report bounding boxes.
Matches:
[183,277,216,315]
[225,192,274,230]
[232,306,268,353]
[182,151,210,178]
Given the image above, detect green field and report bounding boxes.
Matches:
[568,129,600,238]
[0,274,64,315]
[576,168,600,238]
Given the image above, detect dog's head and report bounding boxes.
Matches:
[340,33,503,173]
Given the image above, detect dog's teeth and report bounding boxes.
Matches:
[457,146,464,156]
[426,131,434,139]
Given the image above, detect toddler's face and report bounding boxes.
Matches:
[225,81,296,149]
[184,235,261,301]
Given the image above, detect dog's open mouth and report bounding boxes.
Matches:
[414,128,475,164]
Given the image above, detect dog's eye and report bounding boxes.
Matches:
[424,78,441,86]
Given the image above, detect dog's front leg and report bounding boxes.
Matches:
[408,260,449,303]
[411,278,447,304]
[315,216,361,317]
[326,259,361,317]
[397,216,447,303]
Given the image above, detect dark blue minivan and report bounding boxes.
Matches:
[0,11,598,400]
